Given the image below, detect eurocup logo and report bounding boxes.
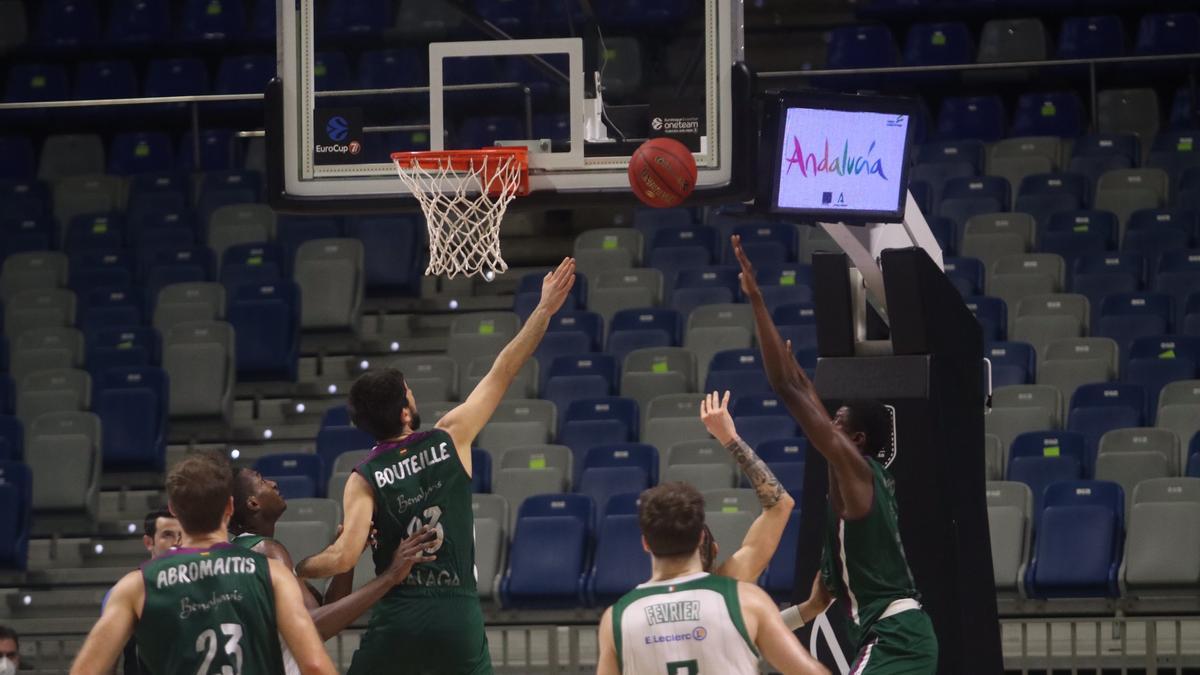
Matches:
[326,116,350,142]
[651,117,664,131]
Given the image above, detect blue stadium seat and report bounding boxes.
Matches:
[514,272,587,321]
[939,177,1010,229]
[1135,12,1200,56]
[85,327,160,376]
[276,216,342,277]
[559,398,639,460]
[228,282,300,381]
[321,0,391,38]
[0,376,13,415]
[254,453,324,498]
[472,448,491,493]
[736,416,799,451]
[1039,231,1109,271]
[247,0,274,40]
[35,0,100,48]
[987,341,1035,387]
[0,417,24,463]
[1127,207,1196,239]
[581,443,658,486]
[1017,173,1089,229]
[936,96,1006,143]
[502,493,593,608]
[1073,251,1144,291]
[916,140,986,175]
[903,22,973,67]
[80,287,142,333]
[607,308,681,364]
[588,511,649,606]
[1189,435,1200,477]
[1008,432,1087,515]
[315,425,376,471]
[4,64,69,103]
[144,58,211,98]
[1057,15,1124,59]
[577,467,649,517]
[1155,251,1200,327]
[827,24,898,70]
[96,367,169,471]
[313,52,352,92]
[1025,480,1123,598]
[0,461,32,570]
[358,49,426,89]
[705,349,770,395]
[0,137,35,181]
[771,301,818,351]
[966,296,1007,341]
[1124,229,1191,278]
[1012,93,1084,139]
[320,405,350,429]
[343,215,423,296]
[1,218,53,256]
[127,173,189,228]
[179,130,238,172]
[1068,383,1145,464]
[215,54,272,106]
[633,209,695,238]
[74,60,137,101]
[71,249,136,292]
[106,0,170,46]
[1124,357,1197,415]
[142,246,217,307]
[674,267,740,300]
[474,0,534,34]
[543,311,603,354]
[264,476,315,500]
[1149,132,1200,195]
[944,257,985,297]
[1046,211,1118,253]
[1098,293,1174,361]
[756,438,806,496]
[762,510,801,599]
[453,116,523,151]
[670,286,734,319]
[65,214,124,254]
[108,132,173,176]
[221,243,283,290]
[1129,334,1200,363]
[180,0,245,42]
[543,354,618,418]
[535,333,593,377]
[726,223,798,267]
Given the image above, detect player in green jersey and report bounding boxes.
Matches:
[597,481,828,675]
[732,237,938,675]
[295,257,578,675]
[231,468,438,641]
[71,452,336,675]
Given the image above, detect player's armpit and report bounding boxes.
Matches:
[258,539,320,612]
[69,571,143,675]
[269,558,338,675]
[296,472,373,578]
[740,583,830,675]
[595,607,620,675]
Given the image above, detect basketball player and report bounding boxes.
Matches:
[731,236,938,674]
[697,389,795,582]
[231,468,438,641]
[71,452,336,675]
[294,257,578,675]
[596,482,828,675]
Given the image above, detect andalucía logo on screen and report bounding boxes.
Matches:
[776,107,909,212]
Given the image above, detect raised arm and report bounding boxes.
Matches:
[731,236,873,520]
[700,390,795,582]
[70,571,143,675]
[437,257,576,459]
[295,471,374,578]
[595,607,620,675]
[740,582,830,675]
[268,558,337,675]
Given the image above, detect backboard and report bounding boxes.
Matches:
[267,0,753,212]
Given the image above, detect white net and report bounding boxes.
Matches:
[392,151,524,279]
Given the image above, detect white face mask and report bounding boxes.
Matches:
[0,655,15,675]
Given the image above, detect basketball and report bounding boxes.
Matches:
[627,137,698,208]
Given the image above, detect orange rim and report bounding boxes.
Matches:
[391,147,528,172]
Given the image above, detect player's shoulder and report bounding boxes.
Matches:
[734,579,774,613]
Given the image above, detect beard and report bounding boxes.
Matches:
[409,411,422,430]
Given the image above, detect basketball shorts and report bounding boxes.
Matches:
[347,594,492,675]
[848,609,938,675]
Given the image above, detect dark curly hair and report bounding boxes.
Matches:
[348,368,410,441]
[638,482,706,558]
[842,399,894,457]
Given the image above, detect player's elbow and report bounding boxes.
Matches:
[776,491,796,512]
[297,655,336,675]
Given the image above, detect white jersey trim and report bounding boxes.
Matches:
[636,571,709,589]
[837,519,861,624]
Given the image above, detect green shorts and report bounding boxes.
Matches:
[849,609,938,675]
[347,594,492,675]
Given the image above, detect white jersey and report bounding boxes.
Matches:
[613,572,760,675]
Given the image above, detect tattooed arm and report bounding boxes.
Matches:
[700,391,796,583]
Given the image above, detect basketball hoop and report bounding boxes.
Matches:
[392,147,529,279]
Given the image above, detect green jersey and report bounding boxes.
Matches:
[355,428,476,598]
[136,543,285,675]
[821,458,920,647]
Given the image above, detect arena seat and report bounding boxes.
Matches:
[180,0,245,43]
[254,454,325,499]
[1012,93,1084,139]
[470,448,492,494]
[343,216,424,295]
[293,238,363,331]
[515,274,588,323]
[162,321,234,420]
[986,385,1062,455]
[772,301,819,350]
[64,213,124,255]
[1008,431,1087,515]
[1135,12,1200,56]
[1046,210,1120,250]
[939,177,1010,230]
[4,64,69,104]
[501,493,593,609]
[588,269,663,326]
[0,216,53,257]
[987,341,1036,387]
[726,223,798,266]
[756,438,806,496]
[577,446,654,514]
[228,282,300,381]
[1122,478,1200,595]
[705,348,770,396]
[1153,252,1200,327]
[1069,384,1146,468]
[95,366,168,471]
[0,416,23,463]
[85,327,159,376]
[26,411,102,523]
[390,354,458,403]
[34,0,100,48]
[39,134,104,182]
[471,496,505,599]
[179,129,239,171]
[543,354,618,418]
[587,509,649,606]
[0,460,31,570]
[642,393,708,454]
[619,346,694,412]
[1026,480,1124,598]
[144,58,210,98]
[1039,337,1119,404]
[74,60,137,102]
[78,284,139,332]
[558,397,639,460]
[153,282,225,333]
[1057,15,1124,59]
[903,22,973,68]
[220,243,284,290]
[315,425,375,480]
[106,0,169,46]
[937,96,1006,143]
[664,439,736,491]
[476,399,556,453]
[0,1,27,54]
[762,510,801,600]
[574,227,643,272]
[1097,293,1173,361]
[986,481,1033,592]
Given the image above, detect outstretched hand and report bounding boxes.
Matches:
[537,257,577,314]
[730,234,762,300]
[700,390,738,446]
[385,525,438,584]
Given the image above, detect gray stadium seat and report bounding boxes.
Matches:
[208,204,276,263]
[163,321,235,420]
[332,450,369,475]
[664,463,737,491]
[1012,294,1089,354]
[1155,409,1200,466]
[1042,337,1118,372]
[27,411,102,520]
[499,445,573,482]
[350,546,377,593]
[294,238,364,331]
[1095,453,1172,515]
[1158,381,1200,411]
[1123,478,1200,594]
[327,471,352,504]
[52,175,124,230]
[477,399,556,452]
[587,268,663,324]
[153,282,226,333]
[493,468,567,531]
[686,304,755,384]
[1098,427,1181,476]
[462,356,537,400]
[392,355,458,402]
[668,437,734,468]
[1095,169,1170,234]
[1037,338,1119,404]
[704,511,755,568]
[12,327,84,382]
[446,314,518,376]
[963,212,1036,259]
[17,368,91,428]
[991,253,1065,290]
[1098,89,1160,159]
[799,227,841,264]
[960,233,1028,279]
[701,488,759,513]
[472,493,510,533]
[5,288,76,340]
[38,134,104,181]
[0,252,68,298]
[984,434,1003,481]
[989,158,1052,207]
[275,520,336,590]
[643,393,708,454]
[989,136,1060,169]
[279,498,340,531]
[472,493,510,599]
[451,312,521,337]
[977,18,1048,63]
[620,347,696,412]
[989,258,1065,327]
[574,228,643,266]
[0,1,27,53]
[985,481,1032,591]
[986,385,1062,460]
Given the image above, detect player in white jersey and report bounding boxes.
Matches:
[597,482,828,675]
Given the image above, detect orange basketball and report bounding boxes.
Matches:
[628,137,698,208]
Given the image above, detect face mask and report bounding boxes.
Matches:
[0,655,16,675]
